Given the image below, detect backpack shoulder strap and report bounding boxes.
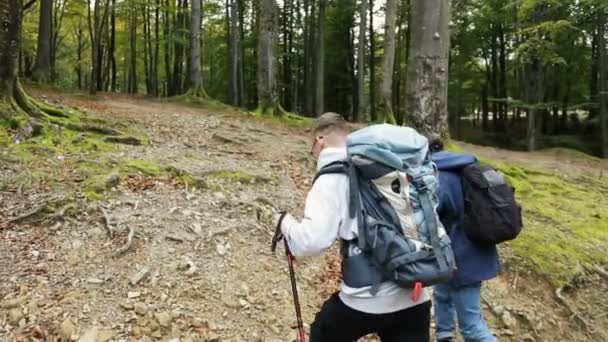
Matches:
[313,160,350,183]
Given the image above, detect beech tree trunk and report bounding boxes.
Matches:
[256,0,282,115]
[314,0,326,116]
[599,8,607,158]
[32,0,52,82]
[356,0,367,121]
[189,0,204,91]
[378,0,397,123]
[404,0,450,136]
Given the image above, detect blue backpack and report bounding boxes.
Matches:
[314,124,456,296]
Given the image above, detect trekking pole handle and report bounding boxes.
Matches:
[271,210,287,254]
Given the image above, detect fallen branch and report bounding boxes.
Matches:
[113,226,135,257]
[99,207,114,239]
[555,287,593,333]
[65,123,121,136]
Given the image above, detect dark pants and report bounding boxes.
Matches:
[310,292,431,342]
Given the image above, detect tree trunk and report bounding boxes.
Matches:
[32,0,52,82]
[109,0,117,91]
[238,0,246,106]
[143,4,152,95]
[129,5,138,94]
[303,0,314,115]
[314,0,325,116]
[0,0,22,104]
[377,0,397,124]
[189,0,205,93]
[590,27,599,119]
[404,0,450,137]
[256,0,282,115]
[499,23,507,130]
[368,0,376,121]
[599,8,607,158]
[164,0,173,96]
[230,0,240,104]
[490,30,499,131]
[525,56,543,151]
[356,0,367,122]
[152,0,160,96]
[393,1,407,124]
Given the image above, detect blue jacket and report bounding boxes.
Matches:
[432,151,501,287]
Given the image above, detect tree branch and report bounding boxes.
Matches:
[22,0,37,11]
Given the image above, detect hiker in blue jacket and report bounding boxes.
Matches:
[429,138,499,342]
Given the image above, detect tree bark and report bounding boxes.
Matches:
[189,0,204,92]
[314,0,325,116]
[368,0,376,121]
[377,0,397,123]
[525,56,543,151]
[230,0,241,104]
[404,0,450,137]
[0,0,22,103]
[256,0,282,115]
[32,0,52,82]
[356,0,367,121]
[599,8,607,158]
[109,0,117,91]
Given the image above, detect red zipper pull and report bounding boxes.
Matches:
[412,281,423,302]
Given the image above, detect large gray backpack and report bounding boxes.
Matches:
[314,124,456,297]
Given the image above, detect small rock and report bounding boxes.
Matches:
[77,327,98,342]
[105,174,120,188]
[501,310,517,328]
[97,330,115,342]
[206,332,221,342]
[134,302,148,315]
[151,330,162,338]
[222,296,239,309]
[155,312,173,328]
[190,222,203,235]
[0,296,27,309]
[130,266,151,285]
[128,291,141,299]
[31,250,40,258]
[8,308,24,325]
[216,244,227,256]
[239,299,248,308]
[58,318,75,341]
[213,192,227,201]
[165,337,180,342]
[72,239,83,249]
[66,254,80,266]
[119,302,134,310]
[86,278,104,284]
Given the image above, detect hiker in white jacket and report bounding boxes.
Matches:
[274,113,431,342]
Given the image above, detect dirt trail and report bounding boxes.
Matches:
[1,92,605,341]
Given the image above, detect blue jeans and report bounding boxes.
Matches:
[433,282,496,342]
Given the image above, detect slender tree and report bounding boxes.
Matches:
[188,0,208,97]
[377,0,398,123]
[356,0,367,121]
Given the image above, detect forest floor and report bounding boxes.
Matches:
[1,88,607,342]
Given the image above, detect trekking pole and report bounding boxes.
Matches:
[271,211,306,342]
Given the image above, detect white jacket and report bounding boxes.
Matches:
[280,147,429,314]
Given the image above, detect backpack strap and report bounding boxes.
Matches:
[411,175,449,275]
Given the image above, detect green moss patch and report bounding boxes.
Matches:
[480,158,608,287]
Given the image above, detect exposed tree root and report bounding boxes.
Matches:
[113,225,135,257]
[2,81,137,146]
[584,264,608,282]
[104,136,143,145]
[555,286,594,333]
[99,206,114,239]
[8,203,49,224]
